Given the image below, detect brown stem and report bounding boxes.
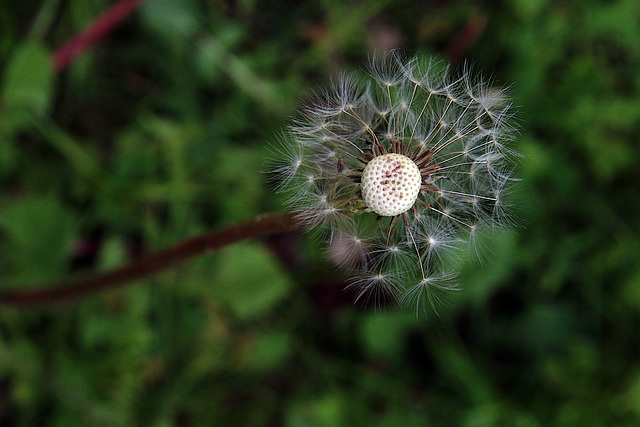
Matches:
[52,0,146,70]
[1,212,302,308]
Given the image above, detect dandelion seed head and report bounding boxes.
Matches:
[361,153,421,217]
[269,51,520,313]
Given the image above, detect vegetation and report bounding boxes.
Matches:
[1,0,640,425]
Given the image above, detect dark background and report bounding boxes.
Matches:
[1,0,640,425]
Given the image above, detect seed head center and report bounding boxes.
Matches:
[361,153,421,216]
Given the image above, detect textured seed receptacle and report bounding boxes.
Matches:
[361,153,421,216]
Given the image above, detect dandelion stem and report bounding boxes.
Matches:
[1,212,302,308]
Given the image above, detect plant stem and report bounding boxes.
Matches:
[52,0,146,70]
[1,212,301,308]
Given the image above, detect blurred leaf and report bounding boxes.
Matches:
[0,40,53,163]
[0,129,17,175]
[361,310,414,358]
[209,146,266,222]
[1,40,53,118]
[621,370,640,417]
[0,196,76,284]
[243,331,291,371]
[516,302,574,354]
[35,118,102,180]
[464,403,538,427]
[435,346,495,406]
[286,393,345,427]
[96,236,127,270]
[195,27,245,87]
[193,32,287,113]
[208,242,292,320]
[461,230,519,304]
[112,126,162,181]
[27,0,63,41]
[621,266,640,309]
[132,181,203,203]
[140,0,200,40]
[509,0,549,19]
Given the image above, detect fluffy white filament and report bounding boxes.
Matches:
[270,52,519,314]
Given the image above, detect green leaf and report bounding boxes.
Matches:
[140,0,200,40]
[0,132,16,175]
[208,242,292,320]
[0,196,76,285]
[286,393,346,427]
[96,236,127,271]
[1,41,53,118]
[620,370,640,416]
[243,331,291,371]
[209,146,265,222]
[361,310,415,359]
[460,230,519,304]
[0,41,53,162]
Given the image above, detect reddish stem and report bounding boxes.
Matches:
[52,0,146,70]
[444,14,487,63]
[1,212,302,307]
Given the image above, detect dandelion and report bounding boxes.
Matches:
[3,53,519,310]
[272,52,519,313]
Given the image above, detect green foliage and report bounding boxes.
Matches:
[0,196,76,283]
[0,41,53,173]
[1,41,53,123]
[1,0,640,425]
[208,242,293,319]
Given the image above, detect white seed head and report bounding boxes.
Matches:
[361,153,421,216]
[270,52,519,313]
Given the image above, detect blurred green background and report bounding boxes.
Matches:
[2,0,640,425]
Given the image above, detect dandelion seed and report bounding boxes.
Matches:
[270,51,519,313]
